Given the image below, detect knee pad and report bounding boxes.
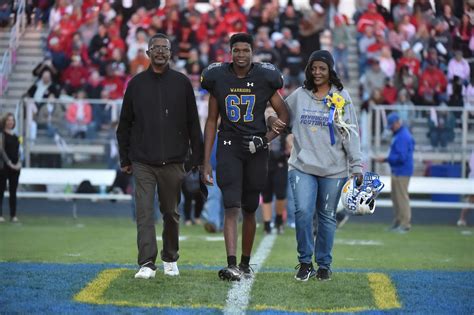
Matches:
[241,191,260,213]
[223,197,241,210]
[261,193,273,204]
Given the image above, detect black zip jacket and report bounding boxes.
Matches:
[117,66,203,167]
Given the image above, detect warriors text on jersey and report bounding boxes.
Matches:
[201,62,284,136]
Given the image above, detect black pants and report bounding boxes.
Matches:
[0,167,20,218]
[182,187,204,222]
[132,161,185,266]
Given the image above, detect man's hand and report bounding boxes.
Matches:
[242,136,268,154]
[121,165,132,174]
[353,173,363,187]
[201,163,214,185]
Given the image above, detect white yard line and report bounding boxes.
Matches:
[223,233,277,315]
[156,236,188,241]
[205,236,225,241]
[335,239,383,246]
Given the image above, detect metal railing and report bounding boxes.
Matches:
[20,97,122,167]
[12,97,474,175]
[0,0,26,96]
[366,104,473,176]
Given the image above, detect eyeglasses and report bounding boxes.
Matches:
[148,46,171,53]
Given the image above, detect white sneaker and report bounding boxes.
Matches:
[0,216,5,223]
[163,261,179,276]
[457,219,467,227]
[11,217,19,223]
[134,266,156,279]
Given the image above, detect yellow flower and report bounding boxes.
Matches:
[331,92,345,110]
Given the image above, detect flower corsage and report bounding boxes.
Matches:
[324,92,358,145]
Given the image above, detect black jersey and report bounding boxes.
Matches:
[201,62,283,136]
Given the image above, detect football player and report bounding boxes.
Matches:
[201,33,289,281]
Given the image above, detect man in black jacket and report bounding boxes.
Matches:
[117,33,203,279]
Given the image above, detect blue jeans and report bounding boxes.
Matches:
[286,178,295,226]
[289,169,346,269]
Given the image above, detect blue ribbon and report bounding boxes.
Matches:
[328,105,336,145]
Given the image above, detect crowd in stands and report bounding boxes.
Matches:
[16,0,474,149]
[22,0,328,141]
[356,0,474,148]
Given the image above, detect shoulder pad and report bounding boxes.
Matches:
[201,63,224,91]
[256,63,283,90]
[259,62,277,71]
[207,62,223,70]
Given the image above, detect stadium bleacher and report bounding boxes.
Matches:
[0,0,472,210]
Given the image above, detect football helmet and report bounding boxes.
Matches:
[340,172,384,215]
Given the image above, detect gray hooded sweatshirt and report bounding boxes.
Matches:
[286,86,363,178]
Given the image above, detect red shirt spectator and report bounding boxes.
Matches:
[67,33,91,66]
[366,32,387,59]
[223,2,247,34]
[66,89,92,138]
[58,14,79,50]
[102,65,125,100]
[189,14,208,43]
[382,79,398,104]
[163,8,180,37]
[66,100,92,125]
[47,32,65,53]
[107,27,126,59]
[418,62,447,101]
[357,3,387,34]
[176,24,198,60]
[136,7,152,30]
[397,49,421,77]
[62,56,89,91]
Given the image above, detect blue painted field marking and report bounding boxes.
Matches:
[1,262,473,314]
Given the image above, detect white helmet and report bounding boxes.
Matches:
[340,172,384,215]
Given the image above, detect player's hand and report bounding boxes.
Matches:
[242,135,268,154]
[201,163,214,185]
[121,165,132,174]
[353,173,363,187]
[271,118,287,134]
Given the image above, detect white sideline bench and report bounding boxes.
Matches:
[17,167,132,201]
[6,170,474,212]
[377,176,474,209]
[11,168,132,217]
[29,144,105,155]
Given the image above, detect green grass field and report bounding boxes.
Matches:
[1,215,473,314]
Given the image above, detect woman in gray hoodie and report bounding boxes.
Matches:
[286,50,363,281]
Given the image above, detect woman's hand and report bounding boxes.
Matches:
[270,117,287,134]
[353,173,363,187]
